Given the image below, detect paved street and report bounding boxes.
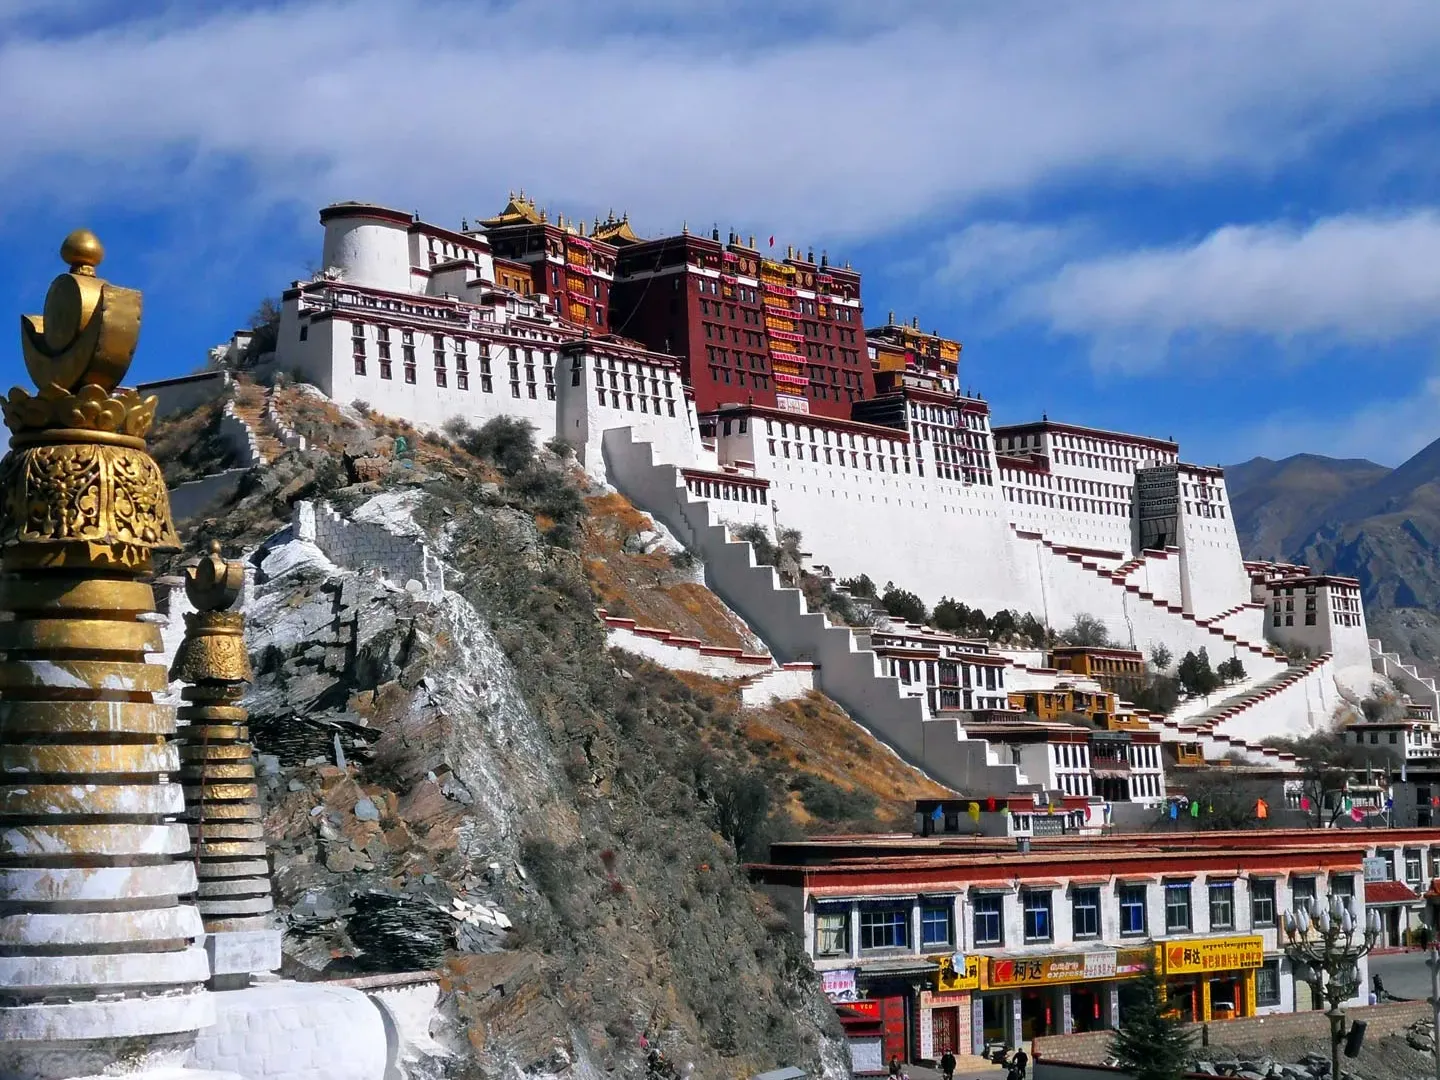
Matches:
[1370,949,1437,1003]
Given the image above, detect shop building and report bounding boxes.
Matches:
[752,829,1385,1067]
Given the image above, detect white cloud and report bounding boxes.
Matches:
[931,221,1086,302]
[1016,210,1440,370]
[1,1,1440,241]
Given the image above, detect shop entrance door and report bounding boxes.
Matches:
[1019,988,1054,1041]
[876,996,908,1064]
[1164,981,1196,1024]
[1208,976,1239,1021]
[932,1007,959,1055]
[980,995,1010,1052]
[1071,986,1105,1032]
[1386,908,1403,948]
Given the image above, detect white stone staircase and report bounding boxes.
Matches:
[603,427,1040,796]
[1371,638,1440,715]
[1017,527,1290,672]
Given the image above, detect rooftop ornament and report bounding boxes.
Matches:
[0,230,213,1078]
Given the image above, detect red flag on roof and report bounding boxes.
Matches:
[769,235,775,247]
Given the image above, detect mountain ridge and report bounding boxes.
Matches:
[1225,441,1440,679]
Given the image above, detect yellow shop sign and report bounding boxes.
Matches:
[934,953,980,991]
[1163,936,1264,975]
[987,951,1117,988]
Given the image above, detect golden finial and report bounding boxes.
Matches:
[184,539,245,613]
[61,229,104,276]
[18,228,142,396]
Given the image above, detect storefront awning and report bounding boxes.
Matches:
[1365,880,1421,906]
[856,957,940,979]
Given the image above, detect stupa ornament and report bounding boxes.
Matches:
[0,228,177,560]
[0,231,214,1080]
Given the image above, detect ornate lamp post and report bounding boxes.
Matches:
[1282,894,1381,1080]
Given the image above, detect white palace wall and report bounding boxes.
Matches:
[711,418,1038,615]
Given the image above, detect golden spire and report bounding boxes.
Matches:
[172,541,273,947]
[0,233,207,1068]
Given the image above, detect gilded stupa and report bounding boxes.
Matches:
[0,231,215,1078]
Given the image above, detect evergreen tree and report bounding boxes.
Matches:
[1109,965,1194,1080]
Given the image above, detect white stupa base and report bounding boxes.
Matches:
[193,981,389,1080]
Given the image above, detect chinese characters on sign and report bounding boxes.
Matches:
[1164,936,1265,975]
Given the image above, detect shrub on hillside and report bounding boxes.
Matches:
[791,774,878,825]
[1060,613,1112,647]
[880,582,928,624]
[460,416,538,476]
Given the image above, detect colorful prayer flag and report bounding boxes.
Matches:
[1190,800,1200,818]
[1350,806,1365,822]
[1300,795,1311,811]
[967,801,980,822]
[1256,798,1269,820]
[1169,803,1179,820]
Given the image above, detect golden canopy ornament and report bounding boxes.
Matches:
[170,540,253,685]
[0,229,178,561]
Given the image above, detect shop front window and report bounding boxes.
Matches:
[816,908,849,957]
[1256,959,1282,1007]
[973,894,1003,946]
[1165,882,1192,933]
[1209,882,1234,930]
[921,903,953,949]
[859,908,910,951]
[1023,889,1052,943]
[1120,885,1147,936]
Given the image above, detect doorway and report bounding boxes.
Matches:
[1071,986,1105,1032]
[932,1007,959,1056]
[1019,988,1055,1040]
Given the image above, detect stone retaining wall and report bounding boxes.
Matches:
[295,501,445,593]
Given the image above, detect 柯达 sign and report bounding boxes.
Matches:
[1163,936,1264,975]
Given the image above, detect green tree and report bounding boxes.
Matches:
[1060,612,1112,647]
[838,573,877,599]
[1261,731,1372,827]
[880,582,927,624]
[1109,965,1194,1080]
[1149,643,1173,671]
[1177,648,1220,697]
[241,297,282,366]
[1217,656,1247,684]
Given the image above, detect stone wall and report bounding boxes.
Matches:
[223,400,267,468]
[169,468,249,523]
[138,369,232,418]
[294,500,445,593]
[602,613,774,678]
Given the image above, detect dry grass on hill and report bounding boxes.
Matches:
[662,671,952,830]
[583,492,760,652]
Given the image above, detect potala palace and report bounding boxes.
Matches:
[160,198,1437,807]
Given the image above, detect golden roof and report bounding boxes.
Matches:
[480,190,544,228]
[593,210,643,246]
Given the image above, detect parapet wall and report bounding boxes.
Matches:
[294,500,445,592]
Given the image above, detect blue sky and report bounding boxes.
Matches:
[4,0,1440,467]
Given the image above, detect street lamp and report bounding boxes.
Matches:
[1282,895,1382,1080]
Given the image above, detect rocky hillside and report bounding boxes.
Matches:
[1226,443,1440,678]
[156,382,947,1080]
